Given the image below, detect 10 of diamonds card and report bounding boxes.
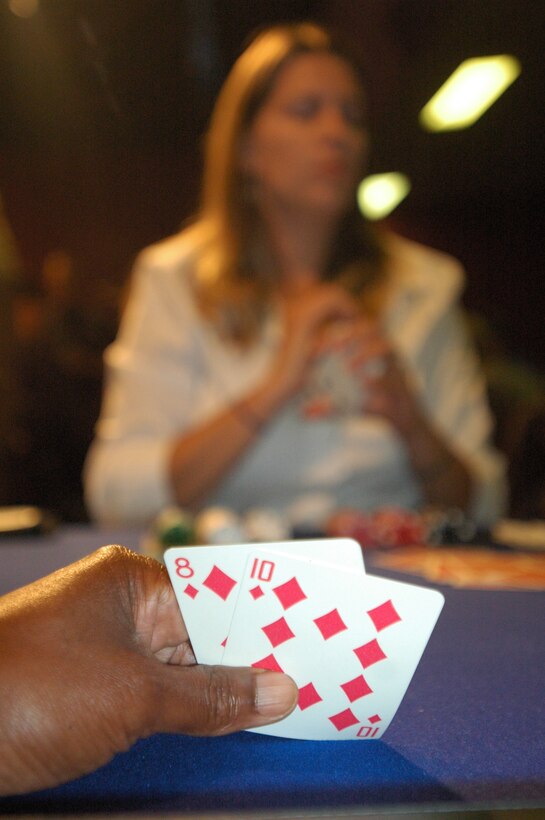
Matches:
[165,539,444,740]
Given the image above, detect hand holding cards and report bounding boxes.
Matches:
[165,539,444,741]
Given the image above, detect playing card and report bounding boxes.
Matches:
[164,539,364,664]
[221,549,444,740]
[304,349,365,415]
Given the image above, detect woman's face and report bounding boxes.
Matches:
[240,52,368,220]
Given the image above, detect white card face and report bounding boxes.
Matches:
[221,549,444,740]
[164,539,364,664]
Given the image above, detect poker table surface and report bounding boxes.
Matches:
[1,524,544,817]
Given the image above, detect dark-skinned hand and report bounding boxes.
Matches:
[0,546,298,795]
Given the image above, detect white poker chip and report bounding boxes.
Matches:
[286,492,336,531]
[243,507,290,542]
[194,506,246,545]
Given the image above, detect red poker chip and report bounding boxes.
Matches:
[372,507,426,547]
[326,508,376,548]
[326,506,427,549]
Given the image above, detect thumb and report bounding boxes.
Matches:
[149,664,298,737]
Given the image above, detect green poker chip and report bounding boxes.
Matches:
[154,507,195,547]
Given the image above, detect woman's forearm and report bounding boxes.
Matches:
[401,412,473,512]
[168,370,293,510]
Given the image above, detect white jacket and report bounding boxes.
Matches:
[84,231,506,526]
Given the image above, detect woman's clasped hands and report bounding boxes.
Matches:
[273,281,419,428]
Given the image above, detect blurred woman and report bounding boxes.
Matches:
[84,22,505,527]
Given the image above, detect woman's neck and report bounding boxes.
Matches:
[259,204,340,293]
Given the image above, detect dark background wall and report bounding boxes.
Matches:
[0,0,543,516]
[1,0,543,364]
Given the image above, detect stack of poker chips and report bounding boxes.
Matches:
[325,506,477,548]
[145,504,291,556]
[143,500,477,559]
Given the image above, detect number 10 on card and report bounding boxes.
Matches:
[250,558,275,582]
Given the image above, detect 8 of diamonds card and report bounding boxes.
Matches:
[164,539,365,665]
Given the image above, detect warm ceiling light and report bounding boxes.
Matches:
[419,55,521,132]
[8,0,40,17]
[357,173,411,220]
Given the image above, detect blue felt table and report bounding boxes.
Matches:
[1,526,544,814]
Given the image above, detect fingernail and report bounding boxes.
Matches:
[255,671,298,718]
